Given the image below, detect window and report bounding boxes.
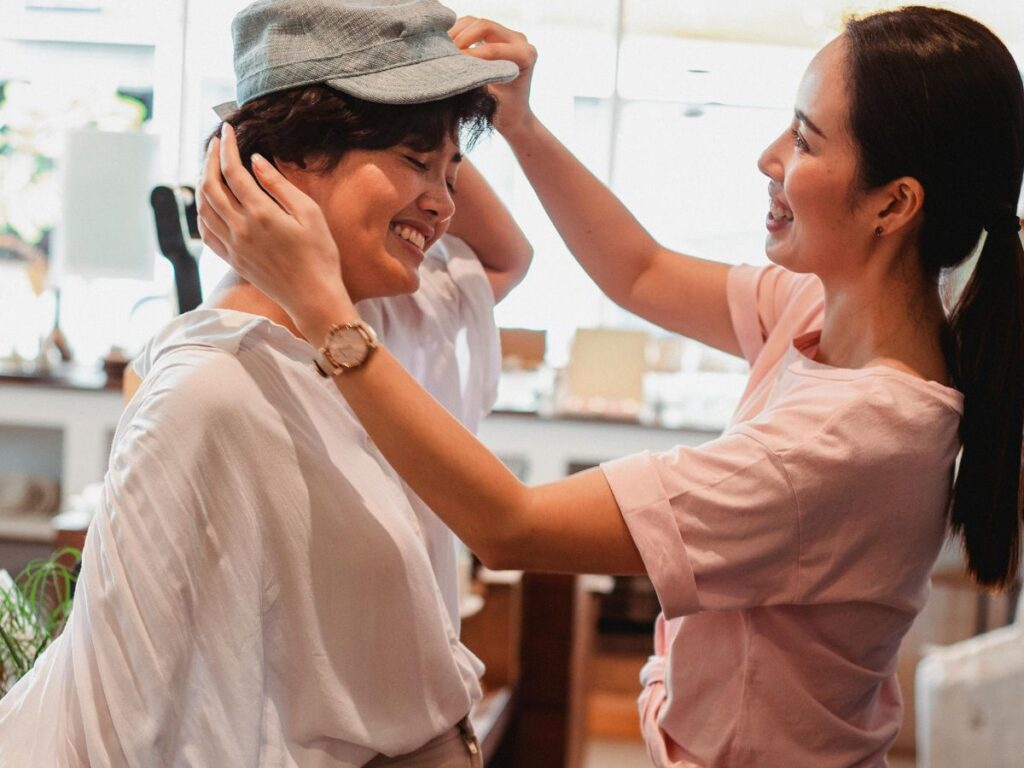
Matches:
[0,0,185,362]
[2,0,1022,384]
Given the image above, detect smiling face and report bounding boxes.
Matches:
[756,37,882,280]
[282,137,462,302]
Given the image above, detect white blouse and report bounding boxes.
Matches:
[0,236,500,766]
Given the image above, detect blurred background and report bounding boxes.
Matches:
[1,2,1022,766]
[4,0,1017,370]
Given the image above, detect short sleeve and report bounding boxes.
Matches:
[359,235,500,430]
[601,432,800,619]
[727,264,821,365]
[602,377,960,622]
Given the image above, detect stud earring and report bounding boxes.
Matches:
[874,226,884,237]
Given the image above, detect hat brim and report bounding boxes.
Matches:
[325,53,519,105]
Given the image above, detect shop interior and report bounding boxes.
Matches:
[1,2,1022,766]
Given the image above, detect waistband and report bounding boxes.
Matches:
[366,716,479,766]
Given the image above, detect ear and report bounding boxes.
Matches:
[274,160,309,189]
[276,159,336,218]
[873,176,924,235]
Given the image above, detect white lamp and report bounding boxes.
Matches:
[53,128,160,281]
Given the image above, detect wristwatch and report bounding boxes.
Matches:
[313,320,378,377]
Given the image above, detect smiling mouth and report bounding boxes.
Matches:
[768,198,794,222]
[391,223,427,251]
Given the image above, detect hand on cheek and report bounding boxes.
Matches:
[196,124,355,334]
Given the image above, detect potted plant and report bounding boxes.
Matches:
[0,547,81,697]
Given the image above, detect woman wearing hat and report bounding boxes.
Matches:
[0,2,530,766]
[202,5,1024,767]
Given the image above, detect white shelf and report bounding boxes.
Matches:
[0,514,56,543]
[0,379,719,541]
[0,382,122,506]
[478,410,715,484]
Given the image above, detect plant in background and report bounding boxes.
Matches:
[0,547,81,697]
[0,81,150,362]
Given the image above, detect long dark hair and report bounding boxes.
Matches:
[845,7,1024,587]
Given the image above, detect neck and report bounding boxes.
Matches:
[204,271,308,341]
[816,254,949,382]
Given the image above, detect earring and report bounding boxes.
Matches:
[874,225,884,237]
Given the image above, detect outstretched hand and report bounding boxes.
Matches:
[450,16,538,138]
[196,124,354,335]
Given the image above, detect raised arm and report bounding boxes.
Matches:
[445,158,532,303]
[197,124,645,577]
[450,17,740,356]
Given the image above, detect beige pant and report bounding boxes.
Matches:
[365,718,482,768]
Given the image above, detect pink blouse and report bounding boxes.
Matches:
[602,265,963,767]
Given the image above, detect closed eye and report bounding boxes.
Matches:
[401,150,456,193]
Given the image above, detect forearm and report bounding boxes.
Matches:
[446,160,533,302]
[302,304,530,565]
[503,115,740,352]
[299,301,644,575]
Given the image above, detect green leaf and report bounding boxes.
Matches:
[0,547,81,696]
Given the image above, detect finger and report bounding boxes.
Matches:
[197,215,228,259]
[200,137,244,222]
[459,42,529,68]
[250,154,315,219]
[450,18,511,50]
[196,187,230,244]
[218,123,276,210]
[449,15,478,40]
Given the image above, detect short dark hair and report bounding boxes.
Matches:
[845,6,1024,587]
[207,84,497,173]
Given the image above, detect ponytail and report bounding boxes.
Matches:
[948,219,1024,587]
[845,7,1024,589]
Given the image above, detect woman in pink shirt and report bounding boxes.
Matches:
[199,6,1023,767]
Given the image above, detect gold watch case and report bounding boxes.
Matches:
[314,321,378,377]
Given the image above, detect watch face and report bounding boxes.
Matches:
[327,326,369,367]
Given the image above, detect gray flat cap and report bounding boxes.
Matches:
[214,0,519,117]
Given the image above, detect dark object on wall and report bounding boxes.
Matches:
[150,185,202,313]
